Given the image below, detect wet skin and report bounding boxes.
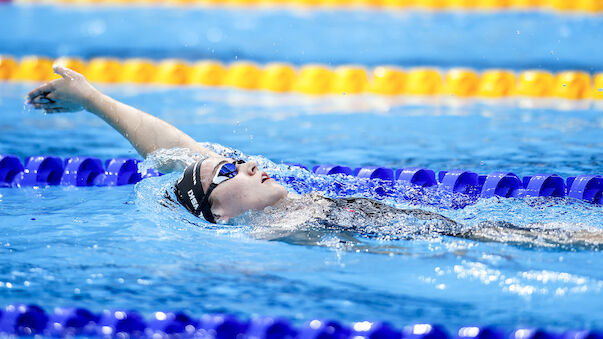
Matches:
[199,157,288,222]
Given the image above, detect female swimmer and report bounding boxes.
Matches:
[26,66,603,249]
[27,66,287,224]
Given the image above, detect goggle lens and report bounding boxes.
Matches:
[216,160,246,181]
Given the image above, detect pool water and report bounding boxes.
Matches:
[2,5,603,70]
[1,2,603,333]
[1,81,602,331]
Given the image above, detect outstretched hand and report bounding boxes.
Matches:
[26,65,97,113]
[25,63,221,164]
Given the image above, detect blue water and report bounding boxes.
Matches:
[1,5,603,71]
[1,2,603,333]
[1,82,602,331]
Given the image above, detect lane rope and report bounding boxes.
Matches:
[1,55,602,101]
[9,0,603,14]
[0,155,161,187]
[1,155,601,205]
[0,304,601,339]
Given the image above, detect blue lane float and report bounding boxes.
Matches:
[396,168,437,188]
[97,309,147,337]
[149,311,198,336]
[0,304,48,336]
[404,324,449,339]
[457,326,506,339]
[0,304,601,339]
[299,320,350,339]
[45,307,98,337]
[0,155,162,188]
[313,165,352,176]
[12,156,64,187]
[201,314,248,339]
[1,155,602,205]
[95,158,142,186]
[438,170,479,195]
[567,175,603,203]
[354,167,395,181]
[522,174,566,198]
[288,163,602,205]
[480,172,522,198]
[354,321,401,339]
[61,157,105,186]
[0,155,23,187]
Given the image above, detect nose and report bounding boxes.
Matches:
[241,161,258,176]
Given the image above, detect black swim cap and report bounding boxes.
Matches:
[173,159,217,223]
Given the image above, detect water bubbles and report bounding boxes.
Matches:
[139,148,206,174]
[137,278,151,286]
[134,144,603,252]
[23,101,33,113]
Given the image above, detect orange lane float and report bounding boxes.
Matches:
[3,55,600,103]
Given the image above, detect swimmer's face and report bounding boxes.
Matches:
[199,157,288,222]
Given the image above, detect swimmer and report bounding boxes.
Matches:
[26,66,603,249]
[27,66,287,224]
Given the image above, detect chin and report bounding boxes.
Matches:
[274,183,288,198]
[265,187,287,206]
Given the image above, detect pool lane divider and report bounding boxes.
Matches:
[1,155,601,204]
[0,304,602,339]
[303,164,603,204]
[0,155,161,187]
[10,0,603,13]
[2,55,603,101]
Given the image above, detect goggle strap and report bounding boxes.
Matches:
[201,183,217,223]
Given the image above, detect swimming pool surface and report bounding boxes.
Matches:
[2,5,603,70]
[1,2,603,334]
[2,81,603,330]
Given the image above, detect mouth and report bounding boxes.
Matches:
[261,172,271,183]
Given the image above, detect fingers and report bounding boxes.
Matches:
[26,82,55,103]
[30,102,69,113]
[29,100,60,110]
[45,91,58,100]
[28,94,64,109]
[44,107,68,113]
[53,65,81,80]
[29,102,44,109]
[30,95,55,105]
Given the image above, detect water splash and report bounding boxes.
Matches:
[134,144,603,252]
[134,171,246,237]
[138,148,207,174]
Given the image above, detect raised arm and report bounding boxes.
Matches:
[26,66,221,161]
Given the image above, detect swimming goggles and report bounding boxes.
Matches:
[206,159,246,194]
[174,159,246,224]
